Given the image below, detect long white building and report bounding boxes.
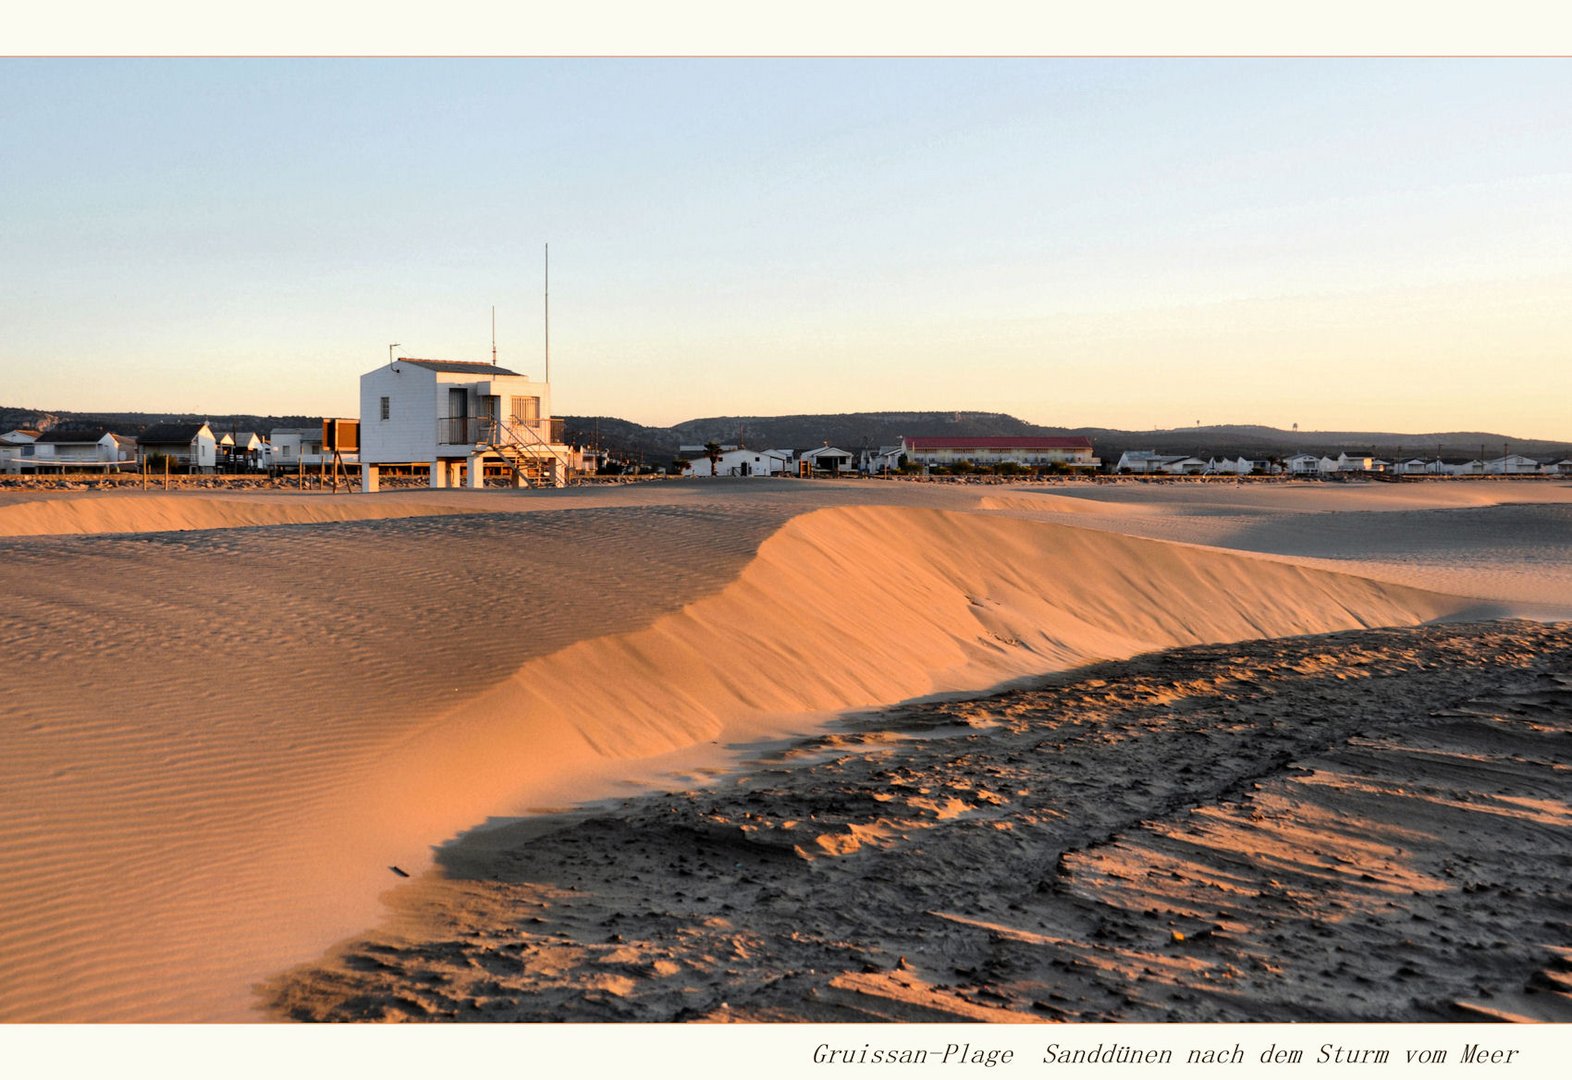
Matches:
[906,436,1099,470]
[687,448,793,477]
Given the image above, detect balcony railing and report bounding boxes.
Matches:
[438,416,567,446]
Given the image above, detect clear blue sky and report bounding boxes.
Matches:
[3,58,1569,435]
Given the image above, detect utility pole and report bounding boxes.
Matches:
[544,243,550,385]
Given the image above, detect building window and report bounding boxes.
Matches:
[380,397,390,421]
[511,396,540,424]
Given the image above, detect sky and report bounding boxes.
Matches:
[2,58,1570,436]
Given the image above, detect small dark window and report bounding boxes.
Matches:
[380,397,390,421]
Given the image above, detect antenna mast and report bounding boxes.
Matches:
[491,306,497,365]
[544,243,550,384]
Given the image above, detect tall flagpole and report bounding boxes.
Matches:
[544,243,550,385]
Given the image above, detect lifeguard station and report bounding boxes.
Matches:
[358,358,574,491]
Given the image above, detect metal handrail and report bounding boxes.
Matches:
[492,414,575,488]
[437,417,563,446]
[435,414,574,487]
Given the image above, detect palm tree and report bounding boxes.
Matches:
[704,441,722,477]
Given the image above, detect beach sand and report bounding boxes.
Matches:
[2,478,1568,1021]
[270,621,1572,1023]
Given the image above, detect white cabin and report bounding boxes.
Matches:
[360,358,572,490]
[0,429,38,473]
[269,427,333,468]
[1115,451,1204,475]
[860,445,906,474]
[688,448,792,477]
[139,422,217,472]
[800,446,856,474]
[26,427,135,471]
[1484,454,1542,475]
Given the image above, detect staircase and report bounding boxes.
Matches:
[479,414,575,488]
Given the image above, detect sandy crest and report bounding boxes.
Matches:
[0,490,807,1021]
[979,481,1572,611]
[0,480,1553,1021]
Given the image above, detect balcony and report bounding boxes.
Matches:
[438,417,566,447]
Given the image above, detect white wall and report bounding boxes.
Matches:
[691,450,790,477]
[195,429,216,469]
[907,442,1096,466]
[35,439,117,463]
[361,365,439,465]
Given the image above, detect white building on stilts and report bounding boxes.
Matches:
[359,358,574,491]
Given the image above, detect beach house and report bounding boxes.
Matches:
[269,427,327,470]
[1484,454,1542,475]
[799,446,857,474]
[859,445,907,474]
[1205,456,1270,476]
[27,426,136,471]
[0,428,40,473]
[1115,451,1189,474]
[1114,451,1205,475]
[139,423,217,472]
[359,357,573,490]
[220,431,267,471]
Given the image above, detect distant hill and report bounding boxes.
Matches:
[1095,424,1572,462]
[8,404,1568,467]
[562,412,1572,465]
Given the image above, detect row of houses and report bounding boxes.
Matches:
[1114,449,1572,477]
[0,422,353,474]
[5,357,579,489]
[682,436,1102,477]
[1284,452,1572,476]
[1114,451,1279,476]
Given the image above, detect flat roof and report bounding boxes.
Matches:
[395,358,522,376]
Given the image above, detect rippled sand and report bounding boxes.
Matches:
[2,478,1565,1020]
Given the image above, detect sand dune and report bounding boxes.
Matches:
[271,621,1572,1023]
[0,481,1554,1021]
[984,479,1572,516]
[980,483,1572,611]
[345,506,1473,911]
